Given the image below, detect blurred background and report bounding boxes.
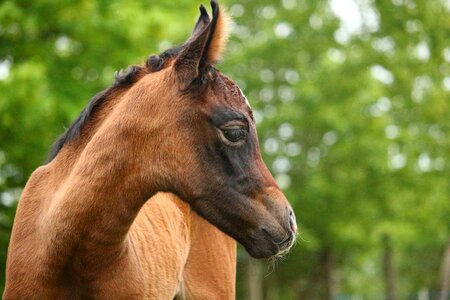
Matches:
[0,0,449,299]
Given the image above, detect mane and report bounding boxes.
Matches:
[46,47,183,163]
[45,1,230,163]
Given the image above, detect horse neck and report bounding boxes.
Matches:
[39,87,165,273]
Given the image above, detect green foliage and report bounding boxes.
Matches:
[1,0,449,298]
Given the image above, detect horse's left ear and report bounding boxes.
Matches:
[174,0,230,90]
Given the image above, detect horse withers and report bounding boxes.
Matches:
[4,1,297,298]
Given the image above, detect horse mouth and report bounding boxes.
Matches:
[244,229,296,259]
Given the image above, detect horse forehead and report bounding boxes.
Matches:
[216,74,251,109]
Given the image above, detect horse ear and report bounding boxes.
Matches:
[202,1,230,64]
[174,0,231,90]
[191,5,210,37]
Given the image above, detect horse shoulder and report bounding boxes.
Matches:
[4,165,59,297]
[181,211,236,300]
[129,192,191,298]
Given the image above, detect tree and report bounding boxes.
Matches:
[1,0,449,297]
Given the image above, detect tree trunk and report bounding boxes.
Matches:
[247,256,264,300]
[382,235,398,300]
[324,247,339,300]
[439,241,450,300]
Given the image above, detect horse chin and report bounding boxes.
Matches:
[244,243,279,259]
[244,239,295,259]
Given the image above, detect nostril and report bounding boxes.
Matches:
[288,208,297,233]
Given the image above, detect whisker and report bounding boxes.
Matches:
[264,256,277,277]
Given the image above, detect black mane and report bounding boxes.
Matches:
[46,88,108,163]
[46,47,184,163]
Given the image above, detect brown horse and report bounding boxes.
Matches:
[4,1,296,298]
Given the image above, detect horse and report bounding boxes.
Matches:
[4,1,297,298]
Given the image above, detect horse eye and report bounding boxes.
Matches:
[221,127,247,143]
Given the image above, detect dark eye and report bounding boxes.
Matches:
[222,128,247,143]
[218,124,248,146]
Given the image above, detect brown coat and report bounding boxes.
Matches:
[131,193,236,299]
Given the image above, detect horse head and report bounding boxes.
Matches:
[134,1,297,258]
